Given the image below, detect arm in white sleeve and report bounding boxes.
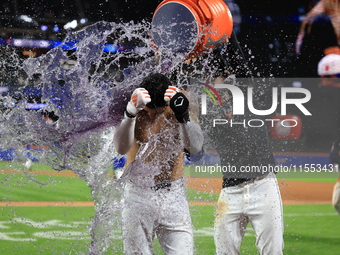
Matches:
[113,114,136,155]
[179,121,204,157]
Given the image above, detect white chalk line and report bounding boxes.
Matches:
[0,212,338,241]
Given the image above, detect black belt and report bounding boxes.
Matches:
[222,173,270,188]
[222,178,252,188]
[151,182,172,191]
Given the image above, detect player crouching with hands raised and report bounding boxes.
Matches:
[113,73,203,255]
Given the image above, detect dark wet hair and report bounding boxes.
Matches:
[140,73,171,108]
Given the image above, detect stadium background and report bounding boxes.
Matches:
[1,0,339,157]
[1,1,340,254]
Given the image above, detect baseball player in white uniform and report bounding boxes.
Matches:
[318,54,340,214]
[113,73,204,255]
[201,78,284,255]
[330,138,340,215]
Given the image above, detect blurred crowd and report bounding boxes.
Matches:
[1,0,340,86]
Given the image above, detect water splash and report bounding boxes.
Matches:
[0,19,239,254]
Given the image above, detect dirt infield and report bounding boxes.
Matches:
[187,178,334,205]
[0,169,335,206]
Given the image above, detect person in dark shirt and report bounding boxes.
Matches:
[200,76,284,254]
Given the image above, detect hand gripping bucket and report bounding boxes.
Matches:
[151,0,233,60]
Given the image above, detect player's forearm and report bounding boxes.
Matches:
[179,121,204,156]
[113,114,136,155]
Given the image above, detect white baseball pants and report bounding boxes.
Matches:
[122,178,194,255]
[214,172,284,255]
[332,181,340,215]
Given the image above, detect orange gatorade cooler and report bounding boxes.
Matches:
[151,0,233,60]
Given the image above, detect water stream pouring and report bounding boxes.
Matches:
[0,1,240,254]
[151,0,233,60]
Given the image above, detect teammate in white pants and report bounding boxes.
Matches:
[201,77,284,255]
[214,172,284,255]
[113,73,203,255]
[329,137,340,215]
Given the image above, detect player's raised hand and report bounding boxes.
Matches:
[126,88,151,116]
[164,86,190,123]
[164,86,180,103]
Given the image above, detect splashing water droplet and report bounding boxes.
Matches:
[0,17,238,253]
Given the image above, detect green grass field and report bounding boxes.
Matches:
[1,161,340,254]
